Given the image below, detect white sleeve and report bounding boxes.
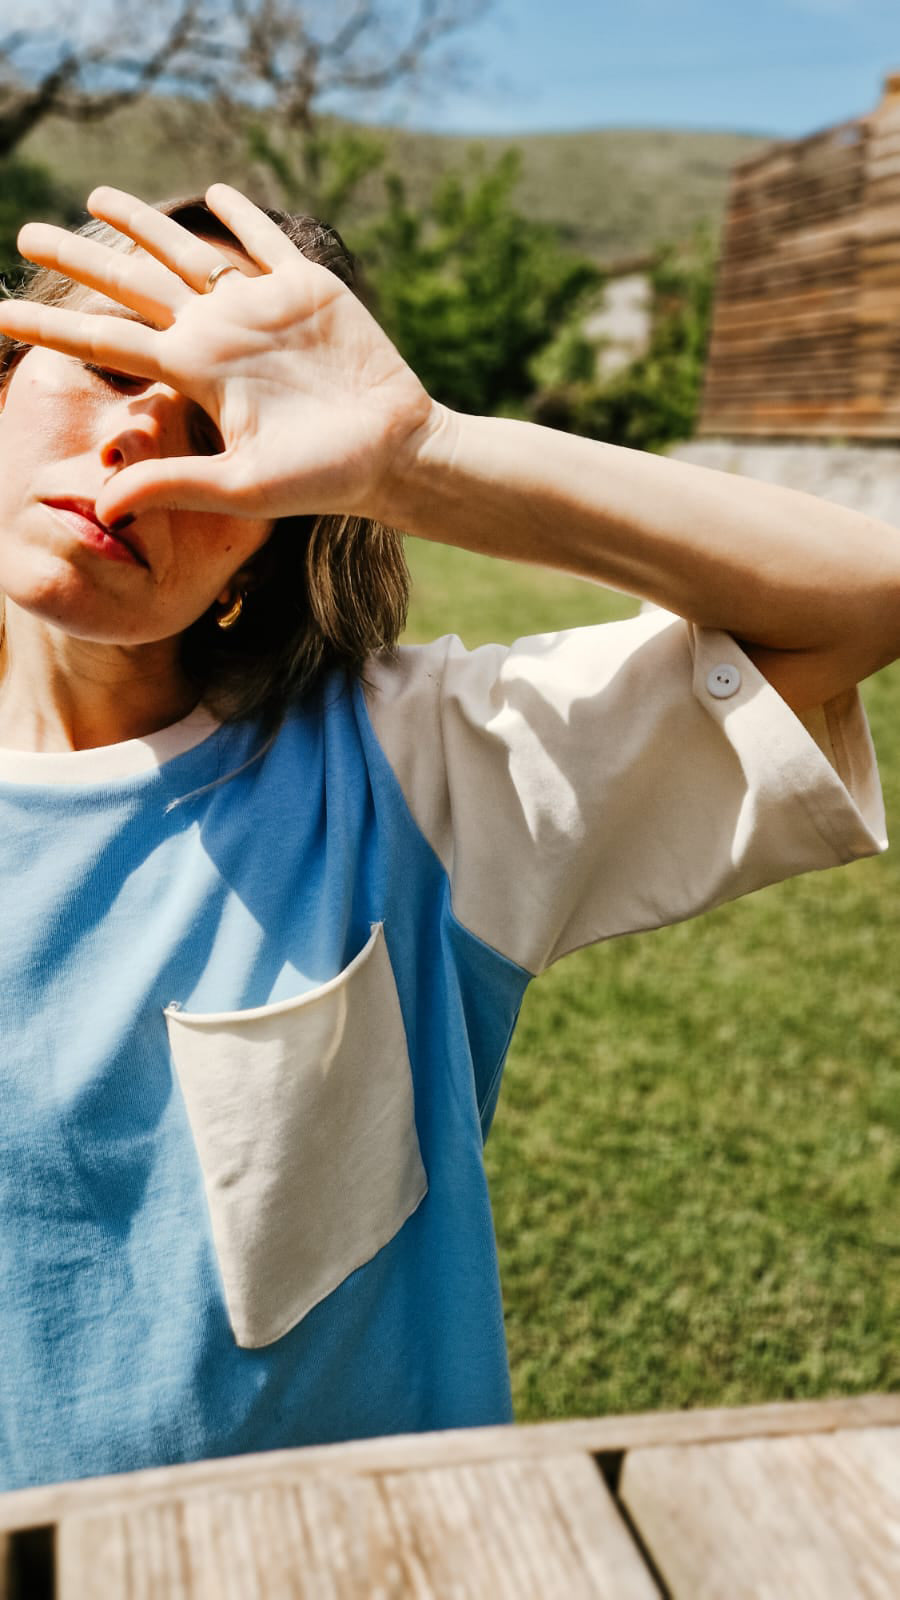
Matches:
[363,610,886,974]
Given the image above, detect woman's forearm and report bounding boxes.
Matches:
[381,408,900,710]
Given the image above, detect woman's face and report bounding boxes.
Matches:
[0,257,271,650]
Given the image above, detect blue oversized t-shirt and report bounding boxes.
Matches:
[0,612,885,1489]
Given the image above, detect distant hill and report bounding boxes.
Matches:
[19,98,770,262]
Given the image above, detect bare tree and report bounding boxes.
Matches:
[0,0,492,163]
[222,0,494,219]
[0,1,230,159]
[227,0,491,134]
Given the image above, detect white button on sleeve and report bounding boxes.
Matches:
[706,663,741,700]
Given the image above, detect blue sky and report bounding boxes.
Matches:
[388,0,900,137]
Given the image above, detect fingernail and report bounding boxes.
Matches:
[110,514,135,533]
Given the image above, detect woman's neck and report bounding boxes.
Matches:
[0,603,199,752]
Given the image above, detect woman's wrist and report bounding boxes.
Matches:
[372,399,464,534]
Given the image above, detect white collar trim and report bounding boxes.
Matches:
[0,704,221,785]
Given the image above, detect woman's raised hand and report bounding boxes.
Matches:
[0,185,439,529]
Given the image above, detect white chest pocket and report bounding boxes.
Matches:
[164,923,427,1349]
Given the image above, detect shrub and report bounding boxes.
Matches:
[531,227,717,453]
[361,150,601,417]
[0,158,80,287]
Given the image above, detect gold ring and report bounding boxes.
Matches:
[203,262,236,294]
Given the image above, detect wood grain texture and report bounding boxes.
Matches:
[2,1395,898,1536]
[57,1454,659,1600]
[621,1424,900,1599]
[698,80,900,439]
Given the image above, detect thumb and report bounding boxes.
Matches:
[96,455,242,528]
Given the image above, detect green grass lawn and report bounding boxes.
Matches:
[403,537,900,1421]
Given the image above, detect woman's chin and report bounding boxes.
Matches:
[1,586,169,650]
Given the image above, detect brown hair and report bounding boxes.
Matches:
[0,197,409,730]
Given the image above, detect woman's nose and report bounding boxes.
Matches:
[98,386,187,471]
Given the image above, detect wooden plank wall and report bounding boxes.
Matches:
[699,75,900,439]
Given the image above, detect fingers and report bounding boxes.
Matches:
[95,453,242,527]
[16,222,191,328]
[14,184,315,333]
[204,184,303,272]
[0,298,161,380]
[87,187,248,295]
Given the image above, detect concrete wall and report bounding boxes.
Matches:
[584,273,652,379]
[669,438,900,525]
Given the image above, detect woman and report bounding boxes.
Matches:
[0,185,888,1490]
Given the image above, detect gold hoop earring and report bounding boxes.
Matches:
[216,593,244,630]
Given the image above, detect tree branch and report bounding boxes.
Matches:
[0,1,216,156]
[0,0,494,160]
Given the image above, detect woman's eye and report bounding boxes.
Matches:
[80,362,221,453]
[189,406,224,456]
[82,364,147,394]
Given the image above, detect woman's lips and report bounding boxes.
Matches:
[42,499,148,568]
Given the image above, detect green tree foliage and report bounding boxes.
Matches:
[532,226,717,452]
[595,228,716,450]
[244,111,713,446]
[0,158,80,287]
[247,122,386,228]
[360,150,600,416]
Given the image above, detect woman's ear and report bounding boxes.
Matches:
[214,533,274,607]
[215,565,258,609]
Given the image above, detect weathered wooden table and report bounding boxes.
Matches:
[1,1393,897,1597]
